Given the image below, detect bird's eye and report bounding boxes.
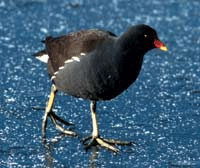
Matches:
[144,34,148,38]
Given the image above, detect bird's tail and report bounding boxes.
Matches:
[33,36,54,63]
[33,49,49,63]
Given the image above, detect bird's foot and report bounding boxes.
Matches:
[49,112,77,136]
[42,111,77,139]
[82,135,133,153]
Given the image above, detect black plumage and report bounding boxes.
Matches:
[34,24,168,152]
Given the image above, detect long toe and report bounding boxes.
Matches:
[49,114,77,136]
[83,136,120,153]
[96,137,120,153]
[50,112,74,126]
[103,138,134,146]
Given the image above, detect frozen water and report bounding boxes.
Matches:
[0,0,200,167]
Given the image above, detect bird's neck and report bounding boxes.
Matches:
[114,34,145,68]
[109,34,146,84]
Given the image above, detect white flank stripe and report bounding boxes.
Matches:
[72,57,80,62]
[51,76,56,80]
[59,66,65,70]
[36,54,49,63]
[54,71,59,75]
[80,53,86,56]
[65,59,74,64]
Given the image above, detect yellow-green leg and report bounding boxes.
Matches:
[83,101,132,153]
[42,84,76,138]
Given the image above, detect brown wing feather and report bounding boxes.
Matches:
[45,29,117,73]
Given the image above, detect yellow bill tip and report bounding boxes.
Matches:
[159,45,168,52]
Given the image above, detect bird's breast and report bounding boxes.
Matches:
[86,54,143,100]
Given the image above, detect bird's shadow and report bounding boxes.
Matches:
[42,134,65,168]
[42,134,100,168]
[42,132,137,168]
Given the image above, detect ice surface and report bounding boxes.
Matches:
[0,0,200,167]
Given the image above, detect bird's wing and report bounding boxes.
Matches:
[45,29,117,72]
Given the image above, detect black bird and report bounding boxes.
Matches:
[34,24,168,152]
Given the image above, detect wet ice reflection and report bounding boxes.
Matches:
[0,0,200,167]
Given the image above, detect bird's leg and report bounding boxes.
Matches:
[83,101,132,153]
[91,100,99,138]
[42,84,76,139]
[42,85,57,138]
